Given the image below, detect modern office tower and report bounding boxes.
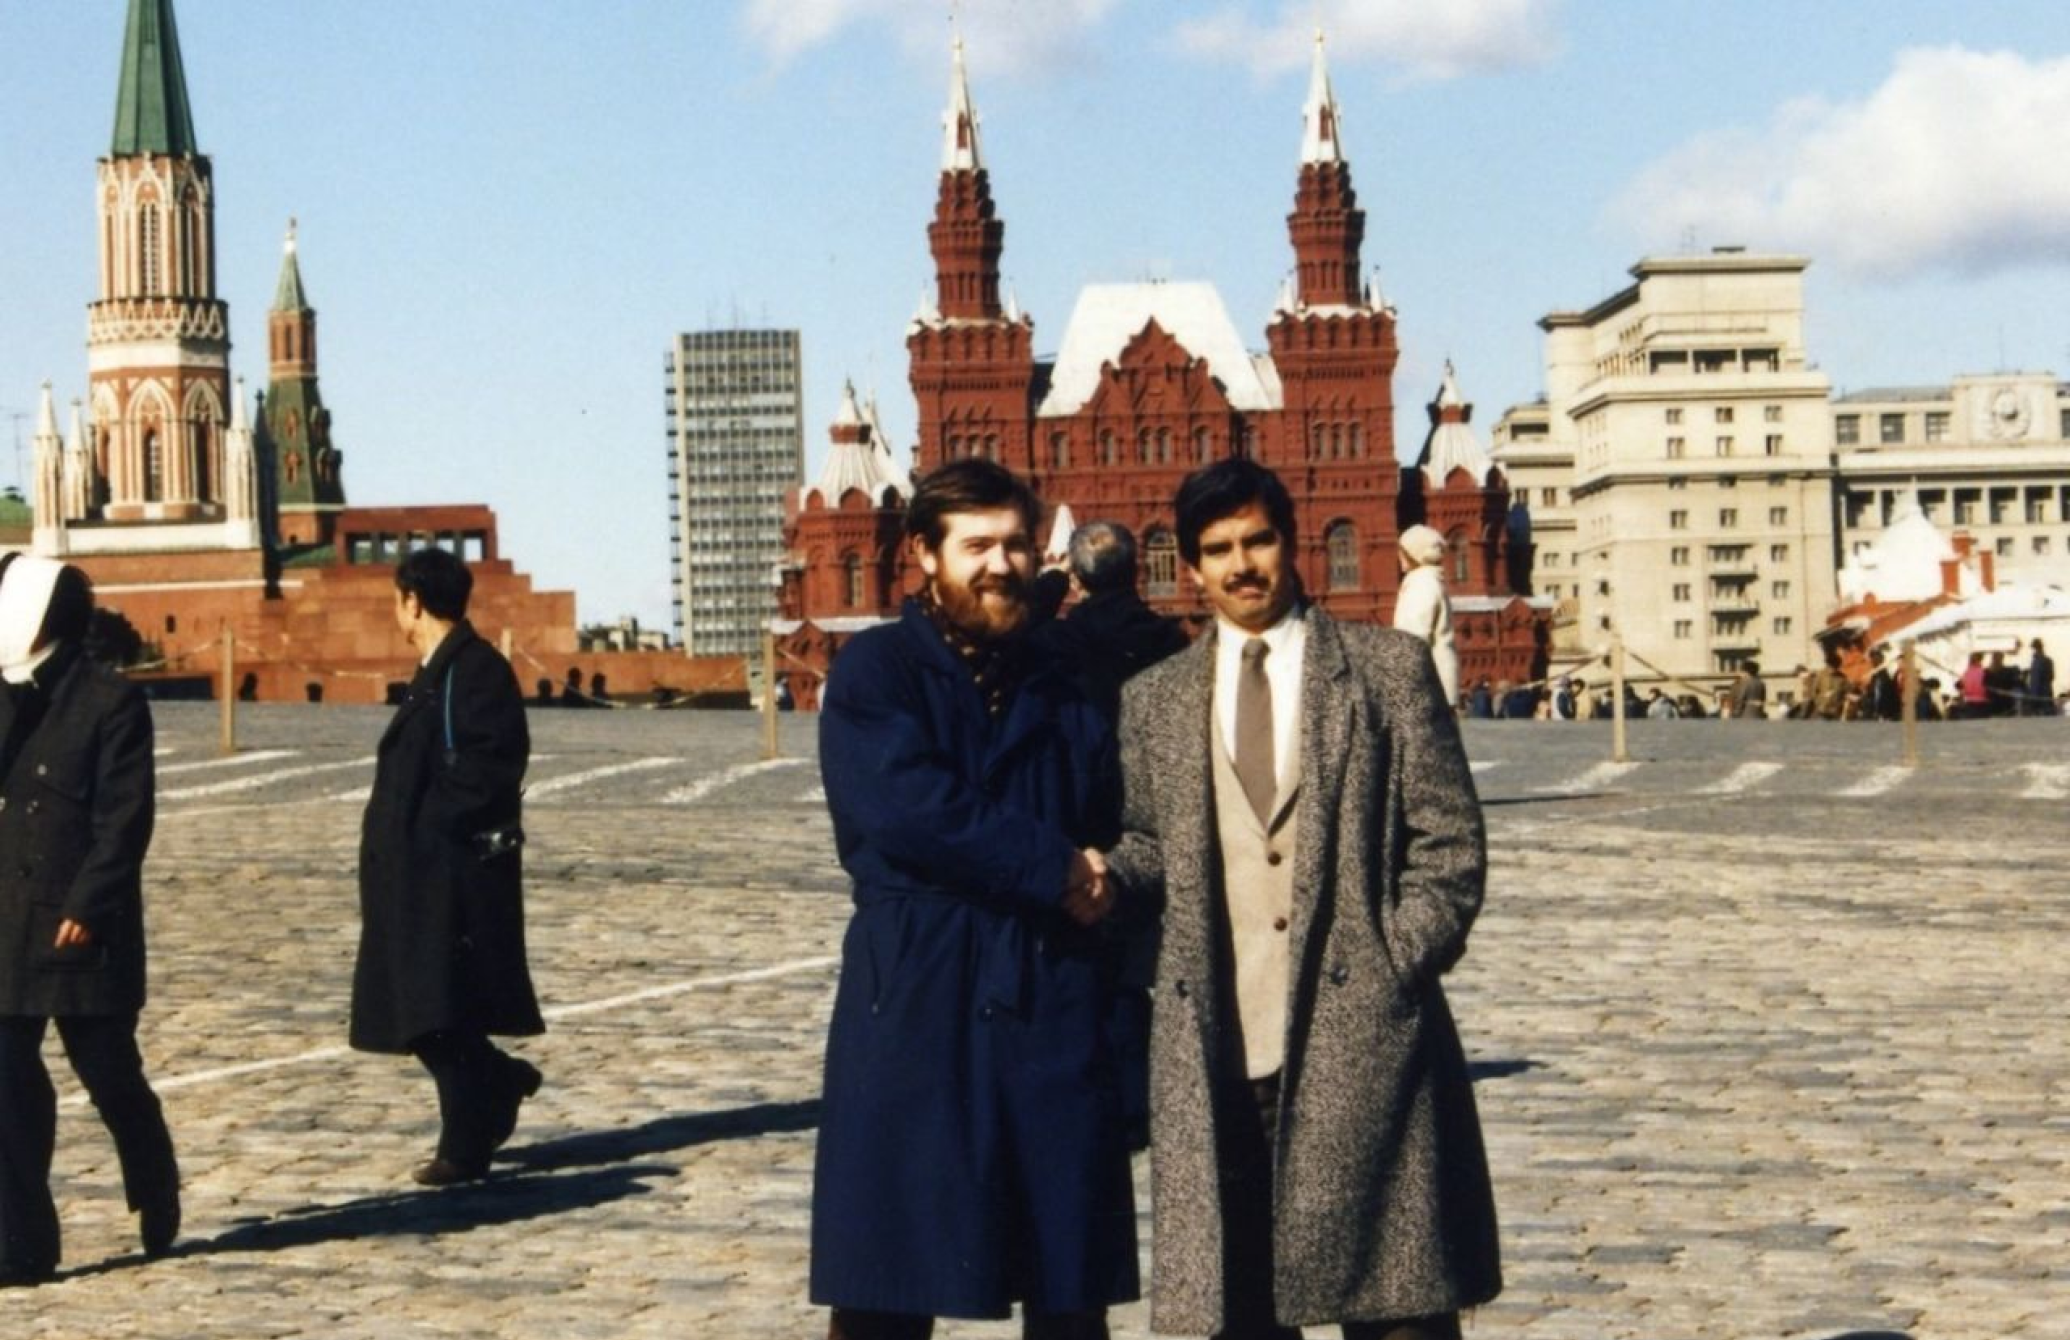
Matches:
[665,329,805,656]
[1526,249,1839,691]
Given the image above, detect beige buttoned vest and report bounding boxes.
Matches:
[1210,709,1300,1079]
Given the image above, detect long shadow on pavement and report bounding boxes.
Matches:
[1468,1058,1539,1082]
[143,1100,820,1263]
[500,1098,821,1174]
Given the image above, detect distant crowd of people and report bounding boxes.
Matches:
[1454,638,2062,723]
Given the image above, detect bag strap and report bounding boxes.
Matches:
[443,664,456,753]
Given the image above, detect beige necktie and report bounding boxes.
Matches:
[1235,637,1275,823]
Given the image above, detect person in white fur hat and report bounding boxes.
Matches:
[0,554,179,1284]
[1392,525,1460,710]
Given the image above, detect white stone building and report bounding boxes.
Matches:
[1496,249,1839,692]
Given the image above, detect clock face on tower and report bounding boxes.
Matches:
[1989,388,2031,440]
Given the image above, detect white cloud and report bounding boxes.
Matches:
[1611,47,2070,279]
[1174,0,1562,80]
[739,0,1122,77]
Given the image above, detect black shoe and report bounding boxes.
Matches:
[410,1156,489,1187]
[485,1059,543,1155]
[0,1261,56,1288]
[139,1189,182,1259]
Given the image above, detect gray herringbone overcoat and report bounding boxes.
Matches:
[1106,610,1502,1333]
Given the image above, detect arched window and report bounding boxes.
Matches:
[139,203,162,294]
[945,433,961,459]
[191,419,211,500]
[1144,529,1179,597]
[1310,423,1327,460]
[981,433,998,459]
[1099,431,1116,465]
[1449,529,1470,583]
[1347,422,1363,458]
[1050,431,1069,470]
[1137,429,1152,464]
[1330,425,1344,459]
[1193,427,1210,463]
[1156,428,1171,463]
[843,554,864,608]
[1326,521,1359,591]
[143,429,164,501]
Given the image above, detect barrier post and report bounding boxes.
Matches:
[1610,634,1630,763]
[218,624,237,756]
[761,627,780,761]
[1900,640,1920,768]
[501,627,514,661]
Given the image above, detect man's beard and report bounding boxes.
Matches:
[933,570,1030,642]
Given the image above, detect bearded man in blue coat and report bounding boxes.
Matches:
[810,459,1138,1340]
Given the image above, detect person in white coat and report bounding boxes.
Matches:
[1393,525,1459,709]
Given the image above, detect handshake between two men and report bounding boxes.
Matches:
[1060,847,1114,928]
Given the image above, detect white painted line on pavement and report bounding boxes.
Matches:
[525,755,683,800]
[1469,761,1503,774]
[1839,765,1910,798]
[2021,763,2070,800]
[1697,761,1783,796]
[798,784,827,804]
[1530,760,1640,794]
[661,756,808,805]
[542,955,840,1021]
[69,956,841,1105]
[158,748,297,776]
[161,755,376,801]
[154,747,177,758]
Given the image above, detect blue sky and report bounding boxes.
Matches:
[4,1,2069,629]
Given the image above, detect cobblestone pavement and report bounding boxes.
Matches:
[5,705,2065,1338]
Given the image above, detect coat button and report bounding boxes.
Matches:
[1266,851,1284,867]
[1329,966,1349,985]
[1173,980,1189,999]
[978,1005,994,1021]
[0,796,7,812]
[34,763,47,776]
[23,799,38,816]
[1273,917,1289,932]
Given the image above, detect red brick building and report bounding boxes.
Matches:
[779,36,1545,707]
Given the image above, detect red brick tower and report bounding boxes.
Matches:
[907,38,1039,475]
[1262,32,1401,624]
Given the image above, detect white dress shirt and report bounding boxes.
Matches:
[1213,604,1306,799]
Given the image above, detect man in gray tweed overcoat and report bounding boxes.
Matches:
[1105,460,1501,1339]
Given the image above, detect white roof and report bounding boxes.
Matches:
[1044,502,1077,560]
[1421,364,1495,486]
[1037,281,1280,417]
[805,382,911,507]
[1837,492,1958,603]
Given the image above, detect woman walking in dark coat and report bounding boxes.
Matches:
[350,548,543,1186]
[0,555,179,1284]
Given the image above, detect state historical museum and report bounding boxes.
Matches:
[777,38,1548,707]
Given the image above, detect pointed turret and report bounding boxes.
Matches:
[110,0,198,156]
[222,375,260,545]
[263,222,346,544]
[810,381,910,506]
[1285,30,1366,309]
[31,383,65,547]
[941,36,984,173]
[62,401,93,522]
[1300,29,1346,165]
[274,218,308,311]
[927,36,1005,321]
[1419,362,1495,487]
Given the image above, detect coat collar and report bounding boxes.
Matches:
[381,620,478,749]
[894,598,1064,776]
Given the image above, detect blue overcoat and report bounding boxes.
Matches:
[809,600,1139,1319]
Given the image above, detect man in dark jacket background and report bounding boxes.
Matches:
[351,548,543,1187]
[1033,520,1188,1152]
[811,460,1136,1340]
[0,555,179,1283]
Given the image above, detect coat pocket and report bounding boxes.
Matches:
[27,903,107,973]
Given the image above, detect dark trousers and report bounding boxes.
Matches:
[0,1013,179,1274]
[828,1309,1108,1340]
[411,1030,528,1165]
[1216,1072,1460,1340]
